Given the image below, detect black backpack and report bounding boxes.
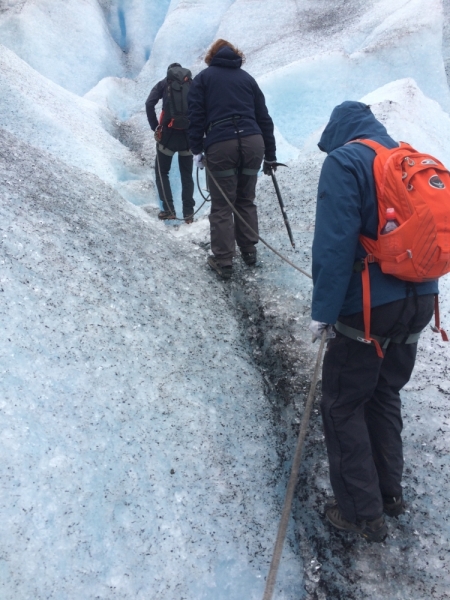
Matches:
[164,65,192,130]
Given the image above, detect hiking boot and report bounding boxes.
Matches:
[158,210,176,220]
[207,256,232,280]
[242,251,257,266]
[184,217,194,224]
[383,494,406,518]
[325,499,387,543]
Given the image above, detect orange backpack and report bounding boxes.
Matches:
[353,139,450,356]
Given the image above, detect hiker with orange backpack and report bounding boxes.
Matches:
[310,101,449,542]
[145,63,195,223]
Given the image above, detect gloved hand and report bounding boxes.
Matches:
[309,320,336,343]
[193,153,205,169]
[154,125,162,142]
[263,159,277,175]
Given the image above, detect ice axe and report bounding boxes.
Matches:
[267,163,295,249]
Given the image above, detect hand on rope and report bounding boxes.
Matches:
[309,320,336,343]
[193,153,205,169]
[263,159,278,175]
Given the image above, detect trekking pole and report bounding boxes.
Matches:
[269,164,295,249]
[262,330,327,600]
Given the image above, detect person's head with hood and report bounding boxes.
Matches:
[318,101,389,155]
[204,39,246,67]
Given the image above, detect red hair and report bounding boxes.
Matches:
[204,39,245,66]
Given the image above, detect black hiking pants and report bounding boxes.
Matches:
[206,134,265,266]
[154,130,195,218]
[321,294,435,522]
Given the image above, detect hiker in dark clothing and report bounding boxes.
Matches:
[310,101,437,542]
[187,39,277,278]
[145,63,195,223]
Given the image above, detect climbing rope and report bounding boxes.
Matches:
[155,148,209,222]
[202,163,319,597]
[155,147,312,279]
[196,166,211,202]
[205,165,312,279]
[262,331,327,600]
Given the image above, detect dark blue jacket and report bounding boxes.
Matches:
[311,101,438,324]
[187,47,276,160]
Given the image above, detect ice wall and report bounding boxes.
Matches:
[3,0,446,155]
[0,0,125,95]
[98,0,171,77]
[257,0,449,148]
[130,0,450,151]
[137,0,235,90]
[443,0,450,85]
[362,78,450,167]
[0,44,155,205]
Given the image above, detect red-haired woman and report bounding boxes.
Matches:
[188,39,277,279]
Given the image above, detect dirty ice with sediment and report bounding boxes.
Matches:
[0,0,449,598]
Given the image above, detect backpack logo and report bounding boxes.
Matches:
[429,175,445,189]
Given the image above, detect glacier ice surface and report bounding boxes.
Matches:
[1,0,450,598]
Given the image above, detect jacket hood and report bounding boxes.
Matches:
[318,101,389,154]
[210,46,242,69]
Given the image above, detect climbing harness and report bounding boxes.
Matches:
[334,321,421,348]
[206,114,241,133]
[155,147,209,222]
[262,330,327,600]
[207,116,260,179]
[268,163,296,249]
[205,165,312,279]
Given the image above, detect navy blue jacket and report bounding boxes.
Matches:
[311,101,438,324]
[187,47,276,160]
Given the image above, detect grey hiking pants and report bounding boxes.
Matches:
[321,294,435,522]
[206,134,265,266]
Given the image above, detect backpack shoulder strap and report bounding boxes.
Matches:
[349,139,416,155]
[350,138,386,153]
